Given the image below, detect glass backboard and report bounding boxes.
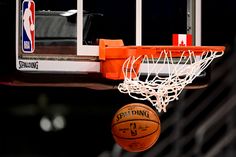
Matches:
[15,0,207,88]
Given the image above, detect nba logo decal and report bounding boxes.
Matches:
[22,0,35,53]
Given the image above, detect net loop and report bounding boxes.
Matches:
[118,49,224,112]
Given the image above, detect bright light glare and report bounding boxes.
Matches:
[53,115,66,130]
[40,116,52,132]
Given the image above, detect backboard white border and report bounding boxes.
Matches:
[195,0,201,46]
[15,0,200,74]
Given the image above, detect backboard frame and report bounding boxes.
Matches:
[15,0,202,78]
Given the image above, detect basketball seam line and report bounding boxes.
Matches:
[129,133,160,152]
[112,119,160,128]
[112,127,160,140]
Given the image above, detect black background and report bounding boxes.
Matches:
[0,0,236,157]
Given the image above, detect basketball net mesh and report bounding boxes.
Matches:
[118,50,224,113]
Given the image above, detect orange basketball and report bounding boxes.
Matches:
[111,103,161,152]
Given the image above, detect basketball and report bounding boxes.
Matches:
[111,103,161,152]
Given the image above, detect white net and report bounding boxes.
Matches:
[118,49,224,112]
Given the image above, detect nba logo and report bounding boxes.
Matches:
[22,0,35,53]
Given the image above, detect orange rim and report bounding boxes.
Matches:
[101,46,225,59]
[98,39,225,80]
[99,39,225,59]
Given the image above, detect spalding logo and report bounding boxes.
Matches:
[116,110,150,121]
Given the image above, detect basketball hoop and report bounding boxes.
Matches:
[99,39,225,113]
